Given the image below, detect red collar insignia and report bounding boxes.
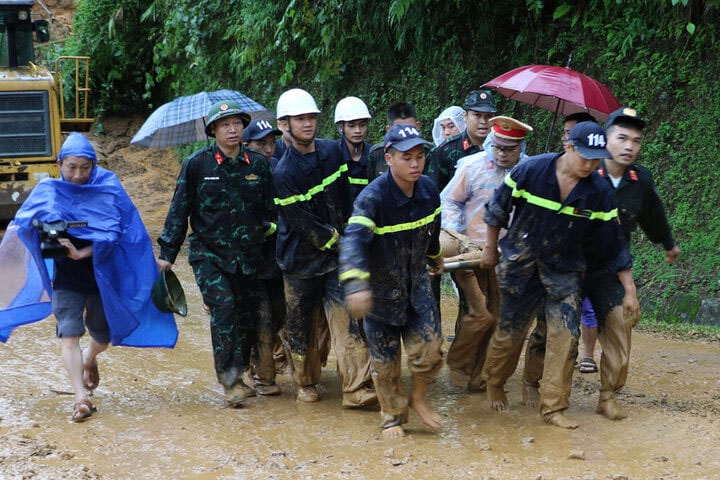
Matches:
[215,152,224,165]
[628,168,639,181]
[243,151,250,165]
[462,138,471,151]
[598,167,605,177]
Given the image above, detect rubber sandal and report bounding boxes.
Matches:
[71,399,96,422]
[579,357,598,373]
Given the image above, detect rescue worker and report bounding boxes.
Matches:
[273,88,376,406]
[562,112,597,141]
[242,118,285,395]
[523,108,679,421]
[367,102,421,179]
[334,96,373,200]
[432,106,466,147]
[480,121,639,429]
[157,100,274,408]
[340,124,444,438]
[440,116,532,392]
[425,89,497,192]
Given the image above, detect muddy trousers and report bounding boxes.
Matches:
[363,312,444,428]
[484,271,581,416]
[283,270,373,405]
[523,272,631,404]
[253,277,286,385]
[191,260,259,389]
[446,267,500,389]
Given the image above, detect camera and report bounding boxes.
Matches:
[31,219,88,258]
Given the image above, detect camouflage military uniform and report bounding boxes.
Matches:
[367,142,389,180]
[424,131,482,192]
[158,144,274,389]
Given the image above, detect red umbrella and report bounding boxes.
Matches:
[482,64,621,150]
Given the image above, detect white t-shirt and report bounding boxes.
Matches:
[609,174,622,188]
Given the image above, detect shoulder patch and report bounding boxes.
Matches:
[462,138,471,151]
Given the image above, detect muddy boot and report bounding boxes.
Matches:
[597,397,627,420]
[342,383,378,408]
[467,378,487,393]
[255,382,281,396]
[223,379,253,408]
[296,385,320,403]
[543,411,578,429]
[218,367,241,390]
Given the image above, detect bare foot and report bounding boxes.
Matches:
[382,425,406,438]
[487,385,509,411]
[596,399,627,420]
[521,385,540,408]
[409,397,442,429]
[544,412,579,429]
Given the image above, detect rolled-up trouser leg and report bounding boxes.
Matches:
[363,318,408,427]
[283,274,323,387]
[403,302,444,383]
[523,311,547,389]
[322,271,373,405]
[192,260,259,388]
[255,277,285,385]
[597,305,631,402]
[539,294,581,416]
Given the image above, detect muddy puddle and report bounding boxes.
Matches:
[1,117,719,479]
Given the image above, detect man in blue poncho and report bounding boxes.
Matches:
[0,132,177,422]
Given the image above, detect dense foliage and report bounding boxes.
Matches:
[64,0,720,321]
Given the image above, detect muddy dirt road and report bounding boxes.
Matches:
[1,118,719,479]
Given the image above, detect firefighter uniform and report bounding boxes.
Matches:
[340,168,444,429]
[337,138,373,201]
[158,144,274,389]
[482,144,632,419]
[274,138,375,406]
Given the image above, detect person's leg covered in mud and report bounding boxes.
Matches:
[446,266,499,392]
[586,272,632,420]
[483,268,545,412]
[521,307,546,409]
[192,260,260,407]
[252,277,285,395]
[283,274,324,401]
[322,271,376,408]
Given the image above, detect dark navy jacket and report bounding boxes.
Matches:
[336,138,372,201]
[484,153,632,295]
[273,139,353,278]
[339,172,442,326]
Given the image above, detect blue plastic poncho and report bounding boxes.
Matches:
[0,133,178,347]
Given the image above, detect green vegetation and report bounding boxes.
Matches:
[62,0,719,327]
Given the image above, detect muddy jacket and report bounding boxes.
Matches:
[158,144,274,275]
[337,139,372,201]
[424,131,482,191]
[367,142,389,180]
[484,153,632,289]
[339,172,442,326]
[273,139,353,278]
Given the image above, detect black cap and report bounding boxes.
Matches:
[463,89,497,113]
[243,118,281,142]
[563,112,597,124]
[384,124,432,152]
[567,121,611,159]
[605,107,646,130]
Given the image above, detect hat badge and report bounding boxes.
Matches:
[623,108,637,117]
[501,122,511,130]
[480,93,488,99]
[220,104,229,111]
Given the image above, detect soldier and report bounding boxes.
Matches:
[367,102,421,180]
[440,116,532,392]
[334,96,373,201]
[425,89,497,192]
[273,88,376,406]
[157,100,275,408]
[480,121,639,429]
[523,108,679,420]
[341,124,444,437]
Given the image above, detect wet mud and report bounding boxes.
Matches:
[1,117,719,479]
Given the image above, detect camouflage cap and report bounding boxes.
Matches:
[205,100,251,137]
[463,89,497,113]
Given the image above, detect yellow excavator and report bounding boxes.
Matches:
[0,0,92,221]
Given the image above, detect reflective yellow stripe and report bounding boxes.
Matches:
[374,207,441,235]
[504,175,617,221]
[320,231,338,251]
[263,222,277,237]
[348,177,369,185]
[339,268,370,282]
[274,163,349,206]
[292,353,306,362]
[427,246,443,260]
[348,216,376,231]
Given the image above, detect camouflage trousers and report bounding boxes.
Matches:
[191,259,260,389]
[483,260,582,416]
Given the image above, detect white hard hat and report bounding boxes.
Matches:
[334,96,372,123]
[276,88,321,118]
